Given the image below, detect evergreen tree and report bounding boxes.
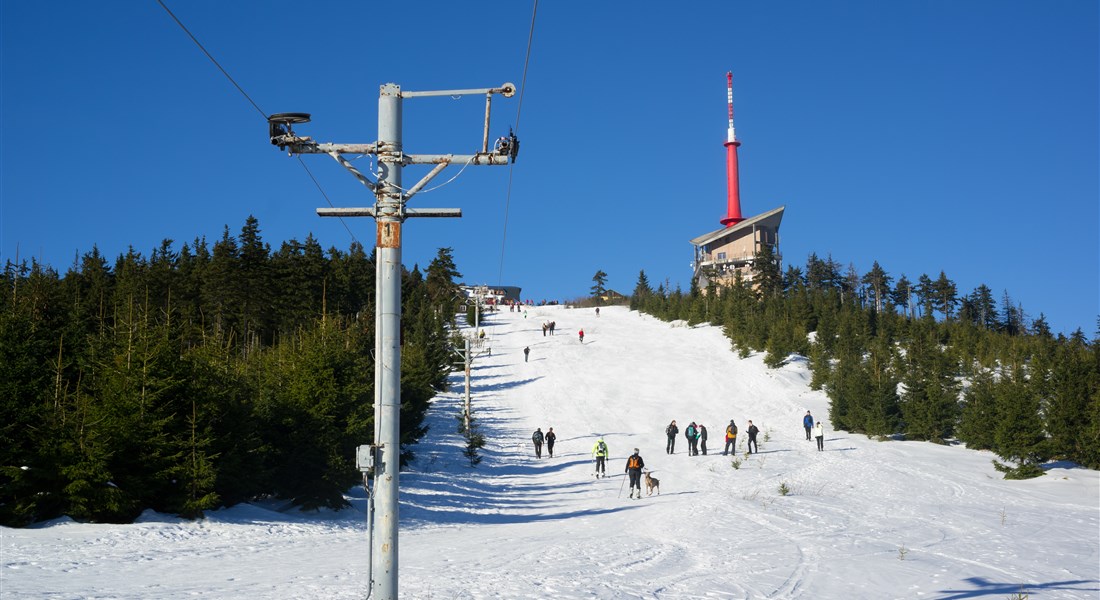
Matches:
[425,247,462,318]
[861,261,892,313]
[630,270,653,311]
[590,270,608,303]
[931,271,958,320]
[898,320,959,442]
[957,367,998,451]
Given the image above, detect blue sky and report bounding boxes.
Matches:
[2,1,1096,335]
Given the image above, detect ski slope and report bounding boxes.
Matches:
[3,305,1098,599]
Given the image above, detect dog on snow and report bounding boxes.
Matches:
[644,469,660,496]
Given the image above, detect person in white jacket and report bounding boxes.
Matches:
[813,422,825,451]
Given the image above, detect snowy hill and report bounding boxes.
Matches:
[4,305,1098,599]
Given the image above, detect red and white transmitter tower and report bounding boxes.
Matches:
[719,71,745,227]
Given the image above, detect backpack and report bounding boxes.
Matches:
[627,455,641,469]
[597,441,607,455]
[727,424,737,437]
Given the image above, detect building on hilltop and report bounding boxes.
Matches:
[690,206,784,290]
[690,72,785,292]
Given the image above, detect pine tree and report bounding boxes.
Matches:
[861,261,893,313]
[630,270,653,311]
[590,270,609,303]
[957,367,998,451]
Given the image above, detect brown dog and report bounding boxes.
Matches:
[644,470,660,496]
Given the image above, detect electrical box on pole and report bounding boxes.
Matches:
[266,81,518,600]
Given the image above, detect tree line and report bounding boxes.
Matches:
[629,249,1100,476]
[1,216,464,526]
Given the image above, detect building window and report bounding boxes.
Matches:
[717,252,726,261]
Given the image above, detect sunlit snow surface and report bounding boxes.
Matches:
[3,306,1097,599]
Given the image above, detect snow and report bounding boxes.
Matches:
[3,305,1098,599]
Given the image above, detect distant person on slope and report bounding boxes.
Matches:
[546,427,557,458]
[685,422,698,456]
[532,428,545,459]
[524,346,530,362]
[814,421,825,451]
[723,420,738,456]
[592,437,610,478]
[625,448,645,499]
[578,329,585,343]
[699,423,709,455]
[595,307,600,317]
[746,420,759,454]
[803,411,814,441]
[665,420,679,454]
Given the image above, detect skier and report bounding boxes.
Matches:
[578,329,585,343]
[685,422,698,456]
[592,437,609,478]
[723,420,738,455]
[746,420,760,454]
[814,421,825,451]
[524,346,530,363]
[803,410,814,441]
[595,307,600,317]
[625,448,645,499]
[699,424,709,455]
[665,420,679,454]
[546,427,557,458]
[532,428,545,458]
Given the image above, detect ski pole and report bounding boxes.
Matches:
[617,470,626,498]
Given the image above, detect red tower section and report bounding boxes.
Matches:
[720,71,744,227]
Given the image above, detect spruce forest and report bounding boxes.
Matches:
[1,217,463,526]
[3,217,1097,527]
[629,245,1100,477]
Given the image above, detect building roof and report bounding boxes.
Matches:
[690,205,786,247]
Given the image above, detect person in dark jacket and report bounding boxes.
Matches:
[532,428,544,458]
[746,420,760,454]
[665,420,679,454]
[545,427,557,457]
[523,346,530,362]
[699,424,709,455]
[723,420,738,455]
[625,448,645,499]
[803,411,814,441]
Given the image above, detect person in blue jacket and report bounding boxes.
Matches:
[803,411,814,441]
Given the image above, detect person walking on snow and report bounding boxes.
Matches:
[803,411,814,441]
[746,420,759,454]
[685,422,698,456]
[723,420,738,455]
[814,421,825,451]
[699,424,709,455]
[523,346,530,362]
[532,428,545,458]
[592,437,610,478]
[665,420,679,454]
[625,448,645,499]
[578,329,585,343]
[545,427,557,458]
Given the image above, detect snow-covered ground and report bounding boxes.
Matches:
[3,305,1098,599]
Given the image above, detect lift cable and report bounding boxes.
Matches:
[497,0,538,286]
[156,0,359,244]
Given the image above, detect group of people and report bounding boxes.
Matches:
[804,410,825,451]
[541,321,557,336]
[536,411,823,502]
[591,438,647,499]
[664,418,762,456]
[531,427,557,458]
